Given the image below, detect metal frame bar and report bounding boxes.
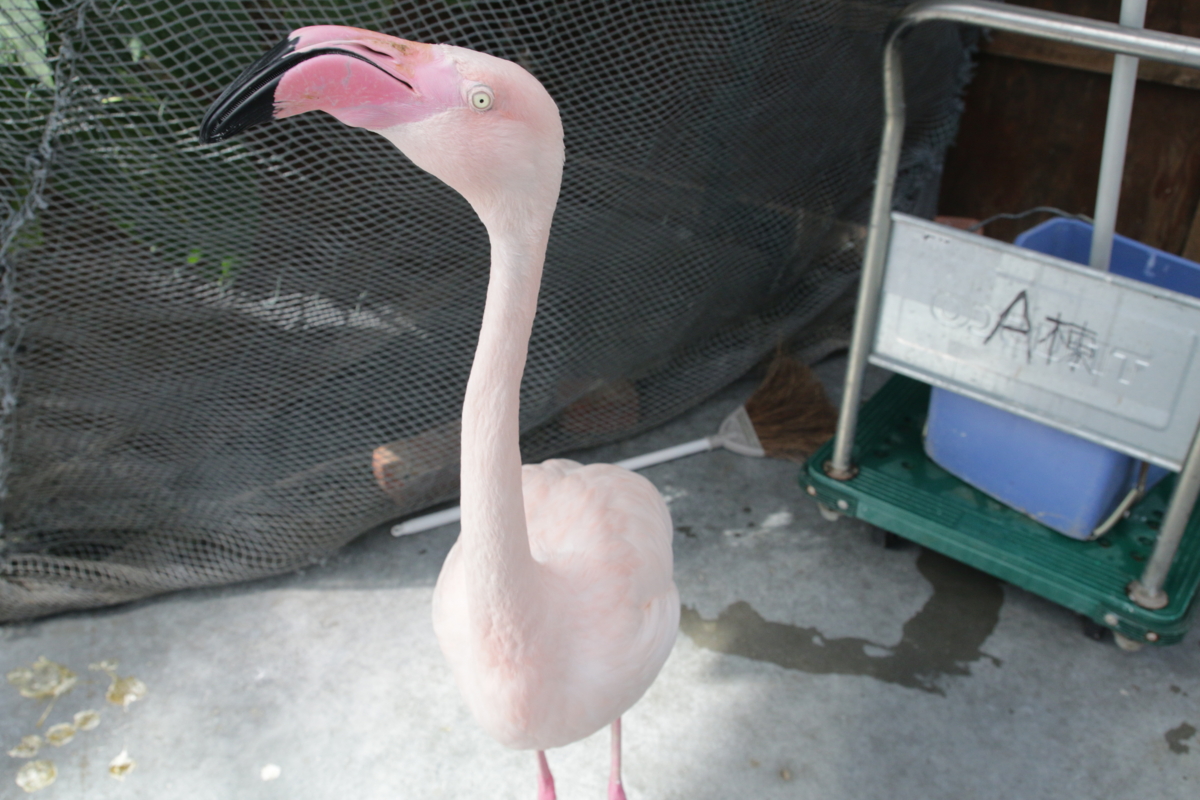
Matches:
[830,0,1200,608]
[1089,0,1146,271]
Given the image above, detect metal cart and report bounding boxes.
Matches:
[802,0,1200,646]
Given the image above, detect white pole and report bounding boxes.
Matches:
[1089,0,1148,271]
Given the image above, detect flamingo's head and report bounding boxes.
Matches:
[199,27,563,226]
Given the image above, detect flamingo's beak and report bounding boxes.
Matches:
[199,26,459,144]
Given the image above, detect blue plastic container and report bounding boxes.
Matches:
[924,218,1199,539]
[1016,218,1200,296]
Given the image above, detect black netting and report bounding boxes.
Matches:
[0,0,976,620]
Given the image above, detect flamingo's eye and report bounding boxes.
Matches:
[469,86,494,111]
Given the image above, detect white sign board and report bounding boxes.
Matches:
[871,213,1200,470]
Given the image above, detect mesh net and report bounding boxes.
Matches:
[0,0,976,621]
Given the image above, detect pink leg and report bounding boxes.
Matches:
[537,750,556,800]
[608,718,628,800]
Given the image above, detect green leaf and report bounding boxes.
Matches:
[0,0,53,89]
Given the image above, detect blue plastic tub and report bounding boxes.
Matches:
[1015,218,1200,296]
[924,218,1198,539]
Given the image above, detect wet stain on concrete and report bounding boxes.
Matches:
[680,548,1003,694]
[1165,723,1196,754]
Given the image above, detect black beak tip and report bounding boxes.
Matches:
[198,94,275,144]
[198,102,231,143]
[197,35,299,145]
[197,111,229,145]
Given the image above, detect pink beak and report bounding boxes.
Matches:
[199,26,458,143]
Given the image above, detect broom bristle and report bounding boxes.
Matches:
[743,349,838,462]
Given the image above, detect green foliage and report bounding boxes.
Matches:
[5,1,406,282]
[0,0,53,89]
[0,0,55,229]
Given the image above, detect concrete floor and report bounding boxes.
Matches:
[2,357,1199,799]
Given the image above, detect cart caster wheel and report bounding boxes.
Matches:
[1079,615,1111,643]
[817,502,840,522]
[869,526,907,549]
[1113,632,1144,652]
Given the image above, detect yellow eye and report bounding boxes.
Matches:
[469,87,494,111]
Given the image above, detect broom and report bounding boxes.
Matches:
[388,349,838,536]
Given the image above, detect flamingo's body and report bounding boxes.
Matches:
[436,458,677,751]
[200,27,678,799]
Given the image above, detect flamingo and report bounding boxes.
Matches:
[199,27,679,799]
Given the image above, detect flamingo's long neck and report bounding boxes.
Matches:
[458,203,553,630]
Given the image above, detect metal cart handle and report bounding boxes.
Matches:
[831,0,1200,609]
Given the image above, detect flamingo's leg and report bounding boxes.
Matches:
[608,718,628,800]
[537,750,556,800]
